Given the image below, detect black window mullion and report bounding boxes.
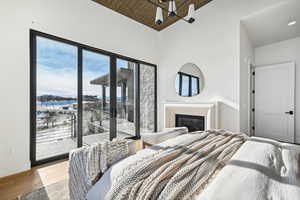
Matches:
[135,63,141,139]
[30,31,37,164]
[154,65,158,132]
[110,56,117,140]
[179,73,182,96]
[188,75,192,97]
[77,47,83,147]
[197,77,200,94]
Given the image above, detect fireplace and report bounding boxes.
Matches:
[175,114,205,132]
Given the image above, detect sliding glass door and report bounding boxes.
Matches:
[82,50,111,144]
[116,59,137,138]
[30,30,157,166]
[35,36,78,161]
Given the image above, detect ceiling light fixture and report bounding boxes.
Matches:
[148,0,197,25]
[186,4,195,23]
[168,0,177,16]
[155,7,163,25]
[288,21,297,26]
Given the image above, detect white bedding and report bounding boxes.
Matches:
[87,134,194,200]
[196,137,300,200]
[87,136,300,200]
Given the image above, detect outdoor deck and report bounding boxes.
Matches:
[36,119,135,160]
[36,132,133,160]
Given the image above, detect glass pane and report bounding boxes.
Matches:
[140,64,156,133]
[191,77,199,96]
[181,75,190,97]
[36,36,77,160]
[82,50,110,145]
[116,59,136,138]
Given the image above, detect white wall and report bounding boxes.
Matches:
[179,63,202,77]
[255,36,300,143]
[0,0,159,177]
[157,0,285,131]
[239,24,254,134]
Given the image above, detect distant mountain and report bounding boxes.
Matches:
[83,95,99,101]
[38,95,127,102]
[38,95,76,102]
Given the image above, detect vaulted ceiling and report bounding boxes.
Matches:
[242,0,300,47]
[92,0,213,31]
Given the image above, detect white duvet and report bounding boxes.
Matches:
[196,137,300,200]
[87,136,300,200]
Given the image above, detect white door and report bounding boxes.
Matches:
[255,62,295,143]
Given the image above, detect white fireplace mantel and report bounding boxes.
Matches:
[162,101,219,130]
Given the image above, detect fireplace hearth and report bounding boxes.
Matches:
[175,114,205,132]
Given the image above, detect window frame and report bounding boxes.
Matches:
[30,29,157,166]
[177,72,200,97]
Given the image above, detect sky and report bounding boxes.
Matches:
[36,36,128,98]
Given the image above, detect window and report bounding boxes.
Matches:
[82,50,111,143]
[181,74,190,97]
[30,30,157,165]
[35,36,78,160]
[191,77,199,96]
[176,72,200,97]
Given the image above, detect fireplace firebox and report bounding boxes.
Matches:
[175,114,205,132]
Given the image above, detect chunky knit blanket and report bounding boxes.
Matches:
[105,130,248,200]
[69,139,129,200]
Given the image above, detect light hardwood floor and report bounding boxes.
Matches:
[0,160,68,200]
[0,140,144,200]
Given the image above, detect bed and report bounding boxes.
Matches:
[71,130,300,200]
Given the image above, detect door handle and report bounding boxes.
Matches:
[285,111,294,115]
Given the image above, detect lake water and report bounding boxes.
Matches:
[38,97,126,107]
[37,100,76,107]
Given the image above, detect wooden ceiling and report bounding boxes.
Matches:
[92,0,213,31]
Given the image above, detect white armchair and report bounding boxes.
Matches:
[141,127,188,146]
